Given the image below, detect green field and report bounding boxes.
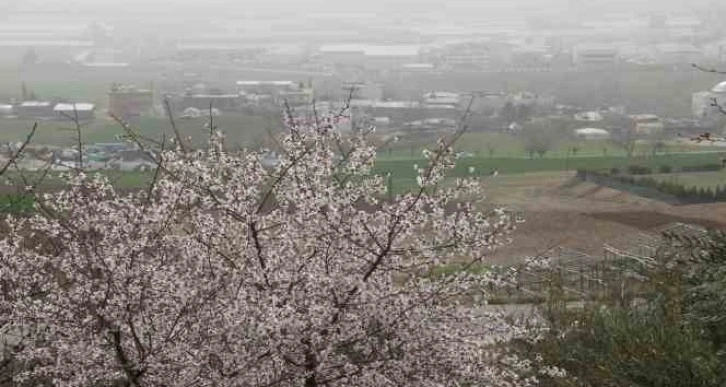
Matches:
[379,131,723,160]
[375,153,724,178]
[0,114,282,148]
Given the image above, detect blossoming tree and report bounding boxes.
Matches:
[0,112,530,386]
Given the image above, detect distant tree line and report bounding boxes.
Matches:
[577,167,726,204]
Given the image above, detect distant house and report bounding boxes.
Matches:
[277,89,314,107]
[236,81,296,96]
[0,104,13,117]
[179,94,241,112]
[319,44,421,70]
[16,101,54,119]
[423,92,461,107]
[181,107,203,119]
[86,142,135,154]
[108,84,154,121]
[629,114,664,135]
[342,82,384,101]
[107,150,156,171]
[575,128,610,140]
[574,111,604,122]
[572,45,619,67]
[236,81,312,107]
[53,103,95,121]
[400,63,436,73]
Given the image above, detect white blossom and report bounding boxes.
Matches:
[0,112,532,387]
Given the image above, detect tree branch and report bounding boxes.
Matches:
[0,122,37,176]
[692,63,726,75]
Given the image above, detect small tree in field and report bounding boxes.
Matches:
[521,119,556,159]
[0,112,533,386]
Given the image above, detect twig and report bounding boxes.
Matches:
[208,100,215,137]
[712,98,726,116]
[73,104,83,171]
[109,113,163,148]
[163,97,187,152]
[0,122,37,176]
[145,133,166,205]
[692,63,726,75]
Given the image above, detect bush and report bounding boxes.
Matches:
[627,165,652,175]
[524,307,725,387]
[659,165,673,174]
[610,167,620,175]
[0,194,34,214]
[681,164,723,172]
[515,234,726,386]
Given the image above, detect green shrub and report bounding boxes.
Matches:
[525,307,724,387]
[516,233,726,387]
[681,164,723,172]
[659,165,673,174]
[0,194,34,214]
[627,165,652,175]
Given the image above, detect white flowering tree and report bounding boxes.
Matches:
[0,112,531,386]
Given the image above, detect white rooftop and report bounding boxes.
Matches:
[402,63,435,69]
[319,44,366,53]
[319,44,421,57]
[575,128,610,135]
[54,103,95,111]
[364,45,420,57]
[236,81,295,86]
[20,101,51,107]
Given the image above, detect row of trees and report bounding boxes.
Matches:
[578,169,726,203]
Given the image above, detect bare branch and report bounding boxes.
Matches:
[208,100,216,137]
[712,97,726,116]
[0,122,37,176]
[163,97,187,152]
[692,63,726,75]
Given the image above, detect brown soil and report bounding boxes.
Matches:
[482,171,726,265]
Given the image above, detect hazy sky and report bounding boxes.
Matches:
[6,0,713,14]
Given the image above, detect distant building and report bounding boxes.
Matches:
[318,44,421,70]
[438,42,511,71]
[108,84,154,121]
[462,91,554,115]
[574,111,604,122]
[0,104,13,117]
[575,128,610,140]
[463,92,509,113]
[237,81,312,107]
[277,89,314,107]
[179,94,241,112]
[573,45,619,67]
[361,45,422,70]
[423,92,460,107]
[399,63,436,73]
[236,81,296,95]
[403,117,458,132]
[629,114,664,135]
[53,103,95,121]
[349,99,423,125]
[318,45,366,67]
[342,82,384,101]
[107,150,157,171]
[16,101,54,120]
